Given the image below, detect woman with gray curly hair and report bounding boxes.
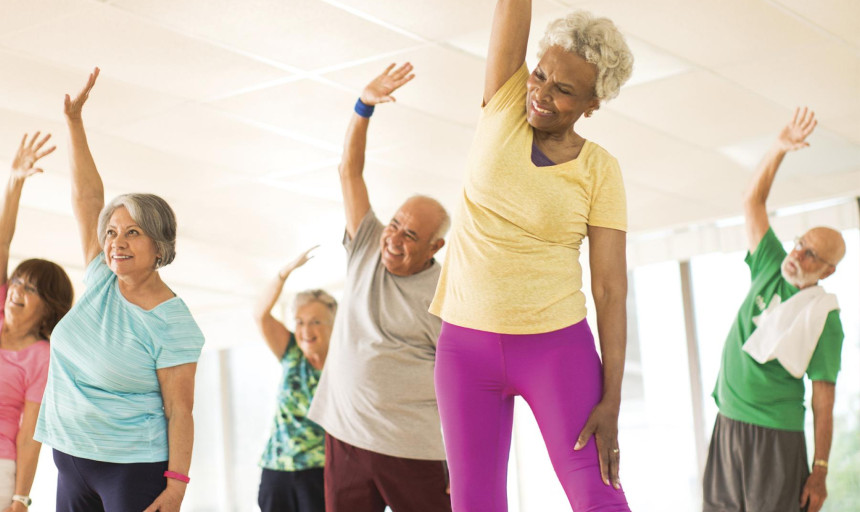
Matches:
[33,68,205,512]
[430,2,633,510]
[253,245,336,512]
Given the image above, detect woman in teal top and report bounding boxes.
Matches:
[33,68,205,512]
[253,246,336,512]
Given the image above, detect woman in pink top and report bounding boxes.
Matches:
[0,133,74,511]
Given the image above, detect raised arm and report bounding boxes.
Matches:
[576,226,627,490]
[744,107,817,252]
[253,246,317,360]
[0,133,56,284]
[339,63,414,238]
[64,68,104,265]
[484,0,531,104]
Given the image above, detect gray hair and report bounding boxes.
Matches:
[408,194,450,243]
[293,289,338,323]
[98,193,177,269]
[538,11,633,102]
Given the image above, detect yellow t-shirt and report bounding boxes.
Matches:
[429,64,627,334]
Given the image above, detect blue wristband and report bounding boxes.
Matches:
[354,98,375,118]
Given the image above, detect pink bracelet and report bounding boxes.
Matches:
[164,470,190,484]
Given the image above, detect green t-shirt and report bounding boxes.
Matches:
[259,334,325,471]
[713,228,843,431]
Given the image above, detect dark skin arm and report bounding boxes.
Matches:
[575,226,627,489]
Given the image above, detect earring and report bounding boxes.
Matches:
[585,110,593,118]
[155,257,162,268]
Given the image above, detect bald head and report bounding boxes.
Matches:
[804,226,846,267]
[401,195,450,241]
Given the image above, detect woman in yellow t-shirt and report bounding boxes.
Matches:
[429,2,633,510]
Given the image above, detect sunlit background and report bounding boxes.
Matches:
[1,0,858,510]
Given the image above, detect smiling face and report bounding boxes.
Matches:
[780,227,843,288]
[103,206,160,277]
[526,45,601,134]
[379,197,445,277]
[4,274,46,334]
[294,301,333,362]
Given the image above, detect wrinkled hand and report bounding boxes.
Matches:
[11,132,55,180]
[279,245,319,279]
[574,400,621,489]
[360,62,415,106]
[64,67,100,121]
[142,484,184,512]
[776,106,817,152]
[800,470,827,512]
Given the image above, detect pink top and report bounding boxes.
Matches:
[0,284,50,460]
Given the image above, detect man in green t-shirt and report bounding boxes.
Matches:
[703,108,847,512]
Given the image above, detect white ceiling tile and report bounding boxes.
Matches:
[716,42,860,122]
[827,115,860,146]
[117,103,339,176]
[570,0,829,68]
[323,46,485,126]
[607,70,790,148]
[772,0,860,47]
[0,49,186,130]
[0,0,87,38]
[0,2,292,99]
[110,0,420,70]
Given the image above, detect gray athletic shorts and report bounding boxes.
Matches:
[703,413,809,512]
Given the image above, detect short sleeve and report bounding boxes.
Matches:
[344,210,384,259]
[280,332,297,363]
[806,310,844,382]
[587,156,627,231]
[83,253,113,287]
[153,302,205,370]
[745,228,787,280]
[24,343,50,403]
[483,64,529,115]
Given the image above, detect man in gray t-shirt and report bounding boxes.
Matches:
[307,63,452,512]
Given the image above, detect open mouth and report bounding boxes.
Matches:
[531,100,553,116]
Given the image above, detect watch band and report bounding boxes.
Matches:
[11,494,31,507]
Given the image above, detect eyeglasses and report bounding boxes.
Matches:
[793,237,836,267]
[9,277,39,296]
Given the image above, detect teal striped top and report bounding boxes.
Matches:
[34,254,205,463]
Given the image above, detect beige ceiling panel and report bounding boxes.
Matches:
[716,42,860,122]
[571,0,827,68]
[0,50,185,130]
[607,70,789,148]
[772,0,860,47]
[0,2,291,100]
[628,191,730,233]
[210,78,354,149]
[323,46,485,126]
[0,0,86,38]
[827,115,860,146]
[118,103,338,176]
[110,0,419,70]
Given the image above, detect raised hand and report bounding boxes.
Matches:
[10,132,56,180]
[278,245,320,279]
[360,62,415,106]
[776,106,817,152]
[64,67,100,121]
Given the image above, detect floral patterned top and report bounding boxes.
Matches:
[260,334,325,471]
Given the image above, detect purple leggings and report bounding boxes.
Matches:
[435,320,630,512]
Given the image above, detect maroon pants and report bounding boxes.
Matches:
[325,434,451,512]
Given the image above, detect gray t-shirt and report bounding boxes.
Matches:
[308,210,445,460]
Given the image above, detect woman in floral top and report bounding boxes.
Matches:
[253,246,337,512]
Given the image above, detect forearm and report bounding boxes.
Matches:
[253,271,290,320]
[811,382,835,468]
[744,143,786,209]
[66,118,104,214]
[13,433,41,497]
[593,290,627,406]
[0,177,25,245]
[164,408,193,496]
[339,113,372,236]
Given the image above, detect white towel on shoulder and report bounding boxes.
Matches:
[743,286,839,378]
